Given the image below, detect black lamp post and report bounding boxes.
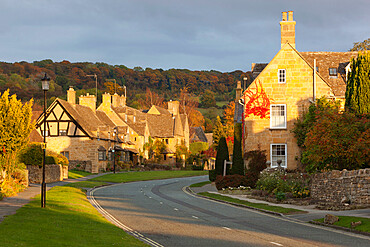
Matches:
[41,73,50,208]
[113,128,117,174]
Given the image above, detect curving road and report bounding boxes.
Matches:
[90,176,370,247]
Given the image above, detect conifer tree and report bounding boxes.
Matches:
[345,52,370,115]
[231,123,244,175]
[215,136,229,176]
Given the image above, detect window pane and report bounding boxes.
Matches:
[271,144,286,167]
[278,69,286,83]
[271,105,286,128]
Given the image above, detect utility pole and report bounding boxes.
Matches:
[87,74,98,100]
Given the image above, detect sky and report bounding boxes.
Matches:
[0,0,369,72]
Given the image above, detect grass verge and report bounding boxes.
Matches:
[0,186,148,247]
[189,181,212,188]
[68,170,92,179]
[91,170,208,183]
[314,216,370,233]
[198,192,304,215]
[64,181,109,190]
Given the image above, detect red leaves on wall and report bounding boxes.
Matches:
[243,80,271,119]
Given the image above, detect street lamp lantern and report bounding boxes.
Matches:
[41,73,50,91]
[41,73,50,208]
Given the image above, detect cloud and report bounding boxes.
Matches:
[0,0,369,71]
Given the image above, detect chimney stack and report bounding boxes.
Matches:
[280,11,296,48]
[67,86,76,104]
[79,93,96,112]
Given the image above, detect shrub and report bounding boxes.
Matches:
[209,169,216,182]
[215,174,249,190]
[18,143,43,166]
[46,150,69,166]
[244,148,267,188]
[256,170,311,199]
[191,165,204,170]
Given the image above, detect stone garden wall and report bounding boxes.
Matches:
[311,169,370,210]
[27,164,68,184]
[68,160,92,173]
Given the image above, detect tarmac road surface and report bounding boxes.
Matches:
[91,176,370,247]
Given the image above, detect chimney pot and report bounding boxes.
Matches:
[288,11,293,21]
[282,12,287,21]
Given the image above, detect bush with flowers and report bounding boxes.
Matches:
[255,169,311,200]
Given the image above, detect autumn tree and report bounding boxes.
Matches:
[138,88,165,109]
[296,97,369,173]
[179,87,204,128]
[212,116,225,149]
[200,90,216,108]
[345,52,370,115]
[223,101,235,152]
[0,90,34,197]
[350,38,370,51]
[302,109,369,173]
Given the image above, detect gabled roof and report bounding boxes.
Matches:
[247,43,358,98]
[300,51,358,96]
[147,105,171,115]
[190,127,207,143]
[146,114,175,138]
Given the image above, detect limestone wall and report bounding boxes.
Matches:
[68,160,93,173]
[27,164,65,184]
[311,169,370,209]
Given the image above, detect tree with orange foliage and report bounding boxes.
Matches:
[179,87,204,128]
[223,101,235,138]
[138,88,165,109]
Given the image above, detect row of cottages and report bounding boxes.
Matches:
[35,88,189,173]
[241,11,358,170]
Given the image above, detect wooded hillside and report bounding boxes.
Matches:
[0,60,247,108]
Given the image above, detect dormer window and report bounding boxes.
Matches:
[133,116,136,123]
[329,68,337,77]
[278,69,286,83]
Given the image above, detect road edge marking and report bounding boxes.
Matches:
[88,186,164,247]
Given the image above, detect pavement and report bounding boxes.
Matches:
[190,183,370,222]
[0,172,110,223]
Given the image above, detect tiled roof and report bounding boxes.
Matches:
[146,114,175,138]
[300,51,358,97]
[190,127,208,143]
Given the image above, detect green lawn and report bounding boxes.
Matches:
[68,169,92,179]
[189,181,211,188]
[0,186,147,247]
[315,216,370,233]
[91,170,208,183]
[64,181,109,189]
[198,192,304,215]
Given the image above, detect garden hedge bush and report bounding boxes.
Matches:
[215,175,249,190]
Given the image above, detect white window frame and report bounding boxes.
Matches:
[270,104,287,129]
[270,144,287,168]
[278,69,286,83]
